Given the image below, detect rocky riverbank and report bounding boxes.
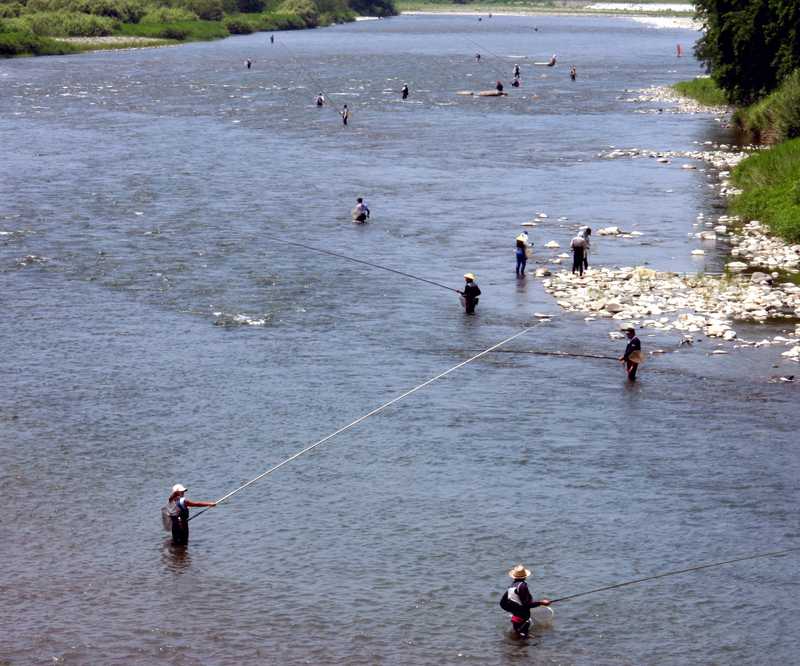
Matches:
[536,138,800,363]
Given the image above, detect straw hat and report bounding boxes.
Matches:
[171,483,187,494]
[464,273,476,281]
[508,564,531,580]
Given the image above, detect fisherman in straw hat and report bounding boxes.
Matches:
[619,326,642,381]
[165,484,216,546]
[500,564,550,638]
[460,273,481,314]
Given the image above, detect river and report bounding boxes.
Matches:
[1,14,798,665]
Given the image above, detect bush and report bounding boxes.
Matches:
[347,0,394,16]
[159,23,186,37]
[277,0,316,22]
[180,0,222,20]
[118,18,228,40]
[223,14,253,32]
[140,6,198,22]
[9,10,117,35]
[236,0,263,11]
[0,3,23,17]
[0,28,78,54]
[67,0,147,22]
[733,69,800,144]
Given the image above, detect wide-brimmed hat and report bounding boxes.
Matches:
[508,564,531,580]
[171,483,187,494]
[464,273,476,281]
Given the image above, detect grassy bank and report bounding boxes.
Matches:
[730,138,800,243]
[672,77,728,107]
[0,27,79,54]
[732,70,800,145]
[0,0,394,57]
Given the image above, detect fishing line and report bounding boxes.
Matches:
[549,546,800,604]
[189,322,545,521]
[263,234,462,294]
[463,36,514,87]
[278,41,340,116]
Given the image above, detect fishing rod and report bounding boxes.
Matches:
[463,36,515,87]
[189,322,546,521]
[549,546,800,604]
[277,41,340,116]
[263,234,462,294]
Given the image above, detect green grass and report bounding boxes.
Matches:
[672,77,729,107]
[0,28,80,54]
[733,69,800,144]
[731,137,800,243]
[116,18,229,40]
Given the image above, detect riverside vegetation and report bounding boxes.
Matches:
[0,0,396,56]
[672,0,800,244]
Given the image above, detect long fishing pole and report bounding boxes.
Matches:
[463,36,514,86]
[549,546,800,604]
[278,41,340,115]
[189,322,545,521]
[263,234,462,294]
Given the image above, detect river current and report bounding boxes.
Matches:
[1,14,798,665]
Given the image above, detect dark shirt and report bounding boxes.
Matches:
[624,336,641,361]
[463,283,481,300]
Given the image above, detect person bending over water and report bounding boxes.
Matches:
[315,93,325,106]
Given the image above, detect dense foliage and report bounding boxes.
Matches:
[0,0,395,55]
[694,0,800,104]
[733,68,800,143]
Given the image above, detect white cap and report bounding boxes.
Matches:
[172,483,187,494]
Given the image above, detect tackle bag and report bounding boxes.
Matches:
[499,589,525,615]
[161,505,174,532]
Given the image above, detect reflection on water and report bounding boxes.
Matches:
[161,540,192,574]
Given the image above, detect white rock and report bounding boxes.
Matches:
[544,241,560,249]
[726,261,748,271]
[691,249,705,256]
[598,226,621,236]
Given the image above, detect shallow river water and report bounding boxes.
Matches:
[1,14,798,665]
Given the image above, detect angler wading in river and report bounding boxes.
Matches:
[500,565,550,638]
[163,484,216,546]
[460,273,481,314]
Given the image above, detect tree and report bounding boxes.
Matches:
[694,0,800,104]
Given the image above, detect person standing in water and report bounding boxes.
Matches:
[570,231,587,276]
[461,273,481,314]
[315,92,325,107]
[245,59,252,69]
[165,484,216,546]
[270,34,274,44]
[341,104,350,126]
[495,80,504,93]
[569,65,577,81]
[515,232,531,277]
[580,226,591,271]
[476,53,481,62]
[620,326,642,381]
[501,565,550,639]
[352,197,370,223]
[401,84,409,100]
[513,64,521,79]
